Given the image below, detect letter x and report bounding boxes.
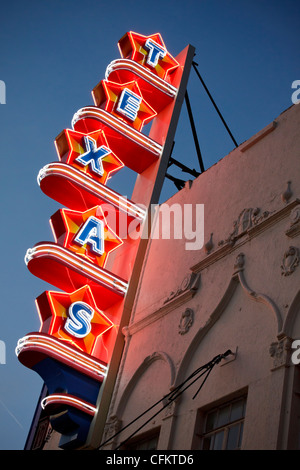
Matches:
[75,136,111,176]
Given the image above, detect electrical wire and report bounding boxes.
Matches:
[98,349,233,450]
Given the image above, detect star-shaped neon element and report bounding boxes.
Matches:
[50,205,123,268]
[36,285,114,356]
[118,31,179,80]
[55,128,124,185]
[97,80,156,131]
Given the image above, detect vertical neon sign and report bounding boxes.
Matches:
[17,31,195,449]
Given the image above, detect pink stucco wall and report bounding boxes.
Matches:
[99,104,300,450]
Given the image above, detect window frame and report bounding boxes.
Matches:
[121,427,160,450]
[201,395,247,450]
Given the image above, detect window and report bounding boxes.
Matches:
[202,396,246,450]
[122,430,160,450]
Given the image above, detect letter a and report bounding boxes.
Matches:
[74,216,105,255]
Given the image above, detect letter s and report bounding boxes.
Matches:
[64,301,94,338]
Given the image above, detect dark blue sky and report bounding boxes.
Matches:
[0,0,299,449]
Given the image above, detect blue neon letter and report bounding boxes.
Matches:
[75,136,111,176]
[64,301,94,338]
[144,39,166,67]
[74,216,105,255]
[116,88,142,121]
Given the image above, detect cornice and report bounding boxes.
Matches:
[191,198,300,274]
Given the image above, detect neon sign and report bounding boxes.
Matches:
[17,31,195,449]
[50,205,122,268]
[35,285,113,357]
[55,128,123,184]
[75,137,110,177]
[117,32,179,79]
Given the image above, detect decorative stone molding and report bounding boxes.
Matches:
[122,326,130,340]
[281,181,293,204]
[239,120,277,152]
[192,199,300,275]
[114,351,176,421]
[290,205,300,226]
[102,415,122,448]
[281,290,300,340]
[281,246,299,276]
[204,233,214,254]
[175,252,283,388]
[162,397,178,420]
[125,273,200,337]
[236,259,282,334]
[141,351,176,386]
[218,207,274,247]
[164,272,200,305]
[233,252,245,273]
[286,205,300,238]
[269,337,293,370]
[178,308,194,335]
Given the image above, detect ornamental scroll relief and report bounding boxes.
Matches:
[281,246,300,276]
[286,204,300,238]
[269,337,293,370]
[164,272,200,305]
[178,308,194,335]
[218,207,274,247]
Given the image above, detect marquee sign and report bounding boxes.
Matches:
[16,31,195,449]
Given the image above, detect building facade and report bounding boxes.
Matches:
[31,102,300,450]
[97,103,300,450]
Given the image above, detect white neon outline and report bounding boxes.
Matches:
[15,334,108,380]
[41,394,97,416]
[104,59,177,97]
[116,88,142,121]
[24,243,128,294]
[74,216,105,256]
[144,38,167,67]
[37,162,146,221]
[64,301,94,339]
[71,107,162,156]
